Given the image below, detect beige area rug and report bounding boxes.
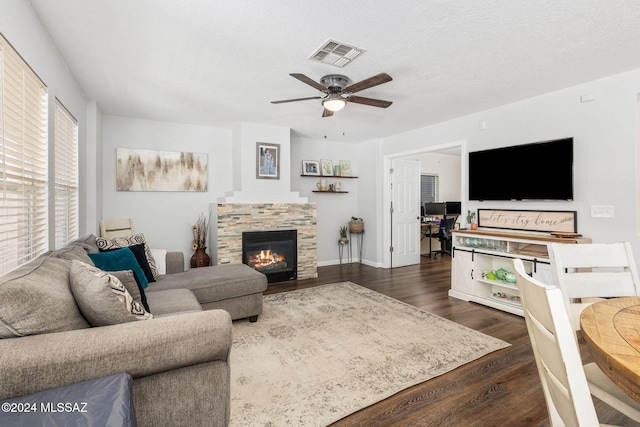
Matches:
[230,282,510,426]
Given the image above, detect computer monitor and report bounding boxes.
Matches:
[424,202,446,215]
[445,201,461,215]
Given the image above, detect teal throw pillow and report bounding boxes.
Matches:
[88,247,149,289]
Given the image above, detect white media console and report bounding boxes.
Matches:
[449,229,591,316]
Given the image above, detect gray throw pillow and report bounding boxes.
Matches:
[69,261,152,326]
[0,257,90,338]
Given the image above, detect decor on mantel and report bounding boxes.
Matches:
[190,212,211,268]
[256,142,280,179]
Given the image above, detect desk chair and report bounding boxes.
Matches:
[514,258,640,425]
[548,242,640,333]
[100,218,135,238]
[432,216,457,258]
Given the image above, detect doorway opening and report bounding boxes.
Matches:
[383,141,465,269]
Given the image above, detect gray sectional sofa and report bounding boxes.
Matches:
[0,234,268,426]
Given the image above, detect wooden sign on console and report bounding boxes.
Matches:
[477,209,577,233]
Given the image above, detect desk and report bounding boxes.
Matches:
[580,296,640,403]
[420,221,439,257]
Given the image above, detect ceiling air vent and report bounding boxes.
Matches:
[308,39,366,68]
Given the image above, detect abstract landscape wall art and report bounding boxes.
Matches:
[116,148,208,192]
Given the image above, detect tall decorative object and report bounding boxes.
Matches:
[191,247,211,268]
[190,212,211,268]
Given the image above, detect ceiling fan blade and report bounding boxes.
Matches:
[322,108,334,118]
[348,95,393,108]
[271,96,322,104]
[344,73,392,93]
[290,73,327,91]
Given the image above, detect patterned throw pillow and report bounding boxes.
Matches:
[96,233,159,279]
[69,261,153,326]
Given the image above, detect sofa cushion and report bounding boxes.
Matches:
[88,248,149,289]
[145,289,202,317]
[149,264,267,304]
[66,234,99,253]
[69,261,152,326]
[111,270,150,312]
[0,256,90,338]
[49,244,94,264]
[96,233,159,279]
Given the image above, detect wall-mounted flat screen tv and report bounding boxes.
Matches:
[469,138,573,201]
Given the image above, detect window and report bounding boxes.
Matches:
[0,34,49,274]
[54,100,78,248]
[420,174,439,204]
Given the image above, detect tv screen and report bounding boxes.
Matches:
[469,138,573,201]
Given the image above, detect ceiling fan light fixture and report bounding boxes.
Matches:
[323,97,346,112]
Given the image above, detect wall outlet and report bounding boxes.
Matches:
[591,205,614,218]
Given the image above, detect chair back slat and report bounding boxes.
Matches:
[100,218,135,238]
[549,242,640,332]
[563,272,638,298]
[514,259,601,427]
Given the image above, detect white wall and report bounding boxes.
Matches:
[102,116,232,263]
[416,152,462,202]
[0,0,91,242]
[291,137,359,265]
[361,68,640,265]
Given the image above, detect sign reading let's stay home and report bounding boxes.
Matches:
[477,209,577,233]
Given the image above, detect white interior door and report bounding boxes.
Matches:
[391,159,421,267]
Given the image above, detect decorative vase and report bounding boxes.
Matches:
[190,247,211,268]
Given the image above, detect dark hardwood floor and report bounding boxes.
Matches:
[266,255,640,427]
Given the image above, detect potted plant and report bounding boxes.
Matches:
[339,226,349,243]
[466,210,477,230]
[349,216,364,234]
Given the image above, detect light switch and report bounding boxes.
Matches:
[591,205,614,218]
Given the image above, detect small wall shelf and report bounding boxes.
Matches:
[312,190,348,193]
[300,175,358,179]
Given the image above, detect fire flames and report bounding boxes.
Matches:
[248,249,286,270]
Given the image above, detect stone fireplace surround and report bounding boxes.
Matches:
[217,203,317,280]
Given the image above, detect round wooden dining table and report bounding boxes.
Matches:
[580,296,640,403]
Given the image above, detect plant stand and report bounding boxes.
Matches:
[349,230,364,263]
[338,240,351,264]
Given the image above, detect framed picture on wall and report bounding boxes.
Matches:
[302,160,320,176]
[339,160,352,177]
[320,159,334,176]
[256,142,280,179]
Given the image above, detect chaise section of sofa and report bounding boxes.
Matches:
[149,251,268,321]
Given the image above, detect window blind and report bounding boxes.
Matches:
[0,34,49,274]
[420,174,439,203]
[54,100,78,248]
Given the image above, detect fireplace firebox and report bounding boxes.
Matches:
[242,230,297,283]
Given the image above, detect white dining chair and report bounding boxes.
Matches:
[548,242,640,333]
[514,259,640,425]
[99,218,135,238]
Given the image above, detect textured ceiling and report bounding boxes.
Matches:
[28,0,640,143]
